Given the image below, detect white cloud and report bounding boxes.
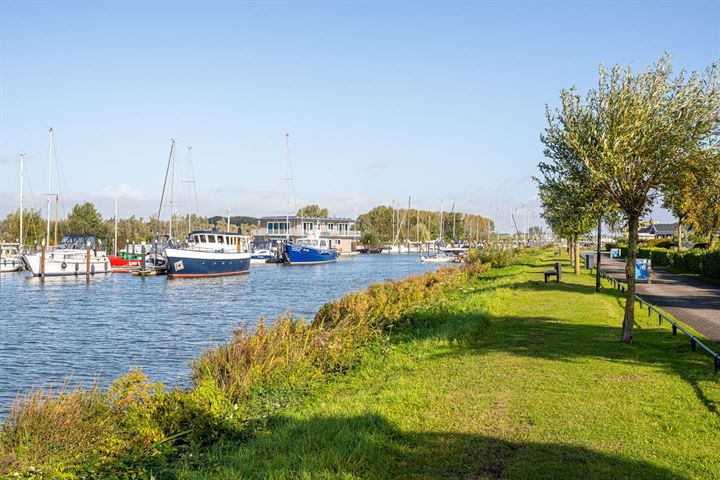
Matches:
[101,183,145,200]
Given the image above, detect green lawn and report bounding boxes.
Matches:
[176,252,720,479]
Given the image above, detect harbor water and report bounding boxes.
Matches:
[0,254,440,413]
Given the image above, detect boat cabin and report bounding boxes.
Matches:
[296,237,333,249]
[59,235,99,250]
[187,230,251,253]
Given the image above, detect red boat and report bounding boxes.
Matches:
[109,252,143,273]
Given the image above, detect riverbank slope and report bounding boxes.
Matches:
[177,251,719,479]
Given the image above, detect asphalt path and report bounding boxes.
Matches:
[598,253,720,344]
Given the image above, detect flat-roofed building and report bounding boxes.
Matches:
[253,216,361,253]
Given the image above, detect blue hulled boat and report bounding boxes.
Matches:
[283,234,338,265]
[165,230,251,278]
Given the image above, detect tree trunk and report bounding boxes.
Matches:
[568,236,574,269]
[622,214,639,344]
[574,236,581,275]
[677,220,682,252]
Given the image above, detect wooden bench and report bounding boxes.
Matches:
[544,262,562,283]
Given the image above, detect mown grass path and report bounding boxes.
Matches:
[179,252,720,479]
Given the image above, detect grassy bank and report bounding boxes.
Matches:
[173,251,720,479]
[1,256,487,478]
[2,250,719,478]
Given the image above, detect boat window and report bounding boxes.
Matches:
[218,236,224,244]
[193,235,200,243]
[208,235,216,243]
[200,235,207,243]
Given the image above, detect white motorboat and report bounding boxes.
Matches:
[420,253,456,263]
[251,248,274,265]
[0,244,24,272]
[22,235,111,277]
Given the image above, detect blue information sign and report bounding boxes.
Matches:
[635,258,650,281]
[610,248,621,259]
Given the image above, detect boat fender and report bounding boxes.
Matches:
[75,263,79,272]
[91,264,96,275]
[104,262,109,272]
[61,262,67,269]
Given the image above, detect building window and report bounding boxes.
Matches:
[328,223,334,230]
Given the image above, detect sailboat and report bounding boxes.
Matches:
[22,129,111,277]
[1,154,27,273]
[279,134,338,265]
[133,139,178,276]
[419,201,455,263]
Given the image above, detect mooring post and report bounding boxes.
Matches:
[86,242,91,278]
[40,240,46,278]
[141,244,146,272]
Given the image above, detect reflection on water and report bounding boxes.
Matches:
[0,254,439,412]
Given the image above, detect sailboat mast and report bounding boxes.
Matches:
[19,154,24,248]
[391,200,395,246]
[439,201,444,243]
[187,146,192,234]
[407,196,411,245]
[284,134,290,242]
[169,142,176,239]
[227,204,231,233]
[156,139,175,240]
[54,194,59,246]
[46,128,53,247]
[114,196,118,256]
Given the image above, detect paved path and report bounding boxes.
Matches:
[599,253,720,343]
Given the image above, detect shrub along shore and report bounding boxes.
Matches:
[2,249,719,479]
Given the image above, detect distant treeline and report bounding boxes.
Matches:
[0,203,255,252]
[356,205,494,245]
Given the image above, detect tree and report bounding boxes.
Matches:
[65,202,108,248]
[0,208,44,245]
[296,205,329,218]
[547,55,719,343]
[668,152,720,245]
[537,107,606,274]
[360,231,379,246]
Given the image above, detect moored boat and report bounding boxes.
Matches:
[109,249,143,273]
[0,243,24,273]
[420,252,456,263]
[250,248,273,265]
[166,230,251,278]
[283,233,338,265]
[22,235,112,277]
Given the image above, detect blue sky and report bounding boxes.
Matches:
[0,1,718,233]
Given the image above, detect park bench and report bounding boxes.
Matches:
[544,262,562,283]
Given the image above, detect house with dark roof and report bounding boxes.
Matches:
[638,223,689,240]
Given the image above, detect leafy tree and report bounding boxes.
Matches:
[547,55,719,343]
[0,208,44,245]
[296,205,329,217]
[670,153,720,245]
[65,202,109,249]
[537,108,607,274]
[360,231,379,246]
[66,203,104,234]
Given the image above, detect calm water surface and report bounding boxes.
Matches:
[0,254,439,412]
